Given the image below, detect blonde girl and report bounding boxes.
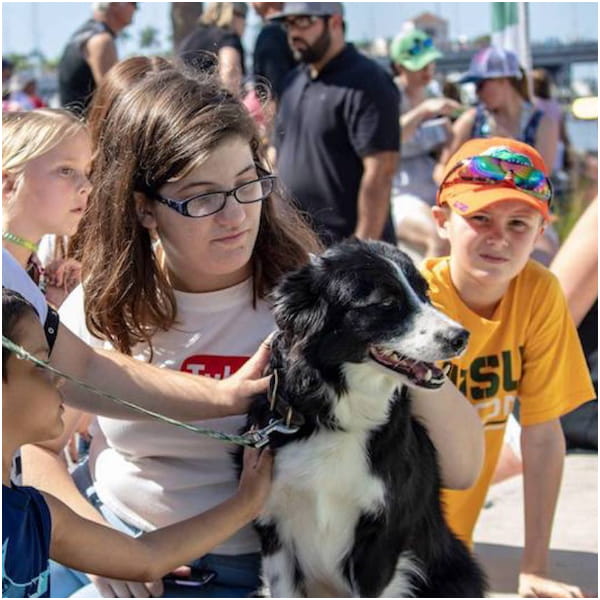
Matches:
[2,109,91,305]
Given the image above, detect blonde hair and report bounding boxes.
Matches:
[200,2,244,28]
[2,108,87,174]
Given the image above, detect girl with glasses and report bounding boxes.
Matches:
[23,60,321,599]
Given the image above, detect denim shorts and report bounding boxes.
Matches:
[50,460,261,598]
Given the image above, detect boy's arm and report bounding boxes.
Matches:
[411,378,484,490]
[21,406,104,525]
[519,419,584,598]
[44,448,272,583]
[22,409,166,598]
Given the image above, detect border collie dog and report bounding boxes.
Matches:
[243,240,486,598]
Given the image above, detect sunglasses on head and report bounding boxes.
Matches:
[407,37,434,56]
[441,152,553,206]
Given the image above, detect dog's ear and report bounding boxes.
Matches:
[271,265,327,339]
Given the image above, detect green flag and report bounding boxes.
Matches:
[491,2,531,70]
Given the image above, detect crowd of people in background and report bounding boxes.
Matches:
[2,2,597,598]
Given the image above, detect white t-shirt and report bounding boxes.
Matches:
[2,248,48,323]
[3,248,51,485]
[60,278,275,555]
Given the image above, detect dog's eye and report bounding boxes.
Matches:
[380,298,396,308]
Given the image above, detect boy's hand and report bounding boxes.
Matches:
[237,447,274,518]
[519,572,585,597]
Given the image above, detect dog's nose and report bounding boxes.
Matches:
[442,327,470,356]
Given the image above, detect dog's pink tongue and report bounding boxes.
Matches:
[412,362,429,380]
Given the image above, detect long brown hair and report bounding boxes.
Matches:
[70,56,172,260]
[79,64,321,355]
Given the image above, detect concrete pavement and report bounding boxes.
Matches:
[473,453,598,598]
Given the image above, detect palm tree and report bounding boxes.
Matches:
[170,3,204,51]
[140,25,161,50]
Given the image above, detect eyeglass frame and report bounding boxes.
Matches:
[152,167,277,219]
[439,156,553,206]
[281,14,329,31]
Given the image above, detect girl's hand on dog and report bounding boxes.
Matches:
[218,333,275,415]
[237,447,274,518]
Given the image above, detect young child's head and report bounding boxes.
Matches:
[2,289,64,446]
[432,137,551,284]
[2,109,91,240]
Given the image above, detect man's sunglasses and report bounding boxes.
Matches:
[154,168,277,218]
[440,153,553,205]
[281,15,326,30]
[407,37,434,56]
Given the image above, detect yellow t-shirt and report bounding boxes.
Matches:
[422,257,595,546]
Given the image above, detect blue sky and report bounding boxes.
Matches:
[2,2,598,61]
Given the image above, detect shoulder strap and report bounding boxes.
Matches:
[522,109,544,146]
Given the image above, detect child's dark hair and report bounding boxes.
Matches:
[2,288,39,381]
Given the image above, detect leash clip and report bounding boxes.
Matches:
[243,418,300,449]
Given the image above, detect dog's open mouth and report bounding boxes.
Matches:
[369,346,446,389]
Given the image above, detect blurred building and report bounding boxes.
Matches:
[410,12,450,49]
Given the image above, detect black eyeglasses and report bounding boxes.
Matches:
[407,37,434,56]
[154,169,277,218]
[281,15,323,30]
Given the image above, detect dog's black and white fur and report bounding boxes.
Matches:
[240,240,486,598]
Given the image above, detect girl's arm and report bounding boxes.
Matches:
[535,112,560,175]
[51,324,270,419]
[45,448,272,583]
[518,419,584,598]
[411,378,484,489]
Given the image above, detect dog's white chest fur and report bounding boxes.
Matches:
[259,427,386,596]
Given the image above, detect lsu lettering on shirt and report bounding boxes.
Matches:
[422,257,594,545]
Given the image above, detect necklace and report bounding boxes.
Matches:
[2,231,39,254]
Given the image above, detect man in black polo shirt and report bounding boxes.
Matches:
[271,2,400,245]
[58,2,136,113]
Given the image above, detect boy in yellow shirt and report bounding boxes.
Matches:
[423,137,594,598]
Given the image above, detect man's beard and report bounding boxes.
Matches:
[292,25,331,64]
